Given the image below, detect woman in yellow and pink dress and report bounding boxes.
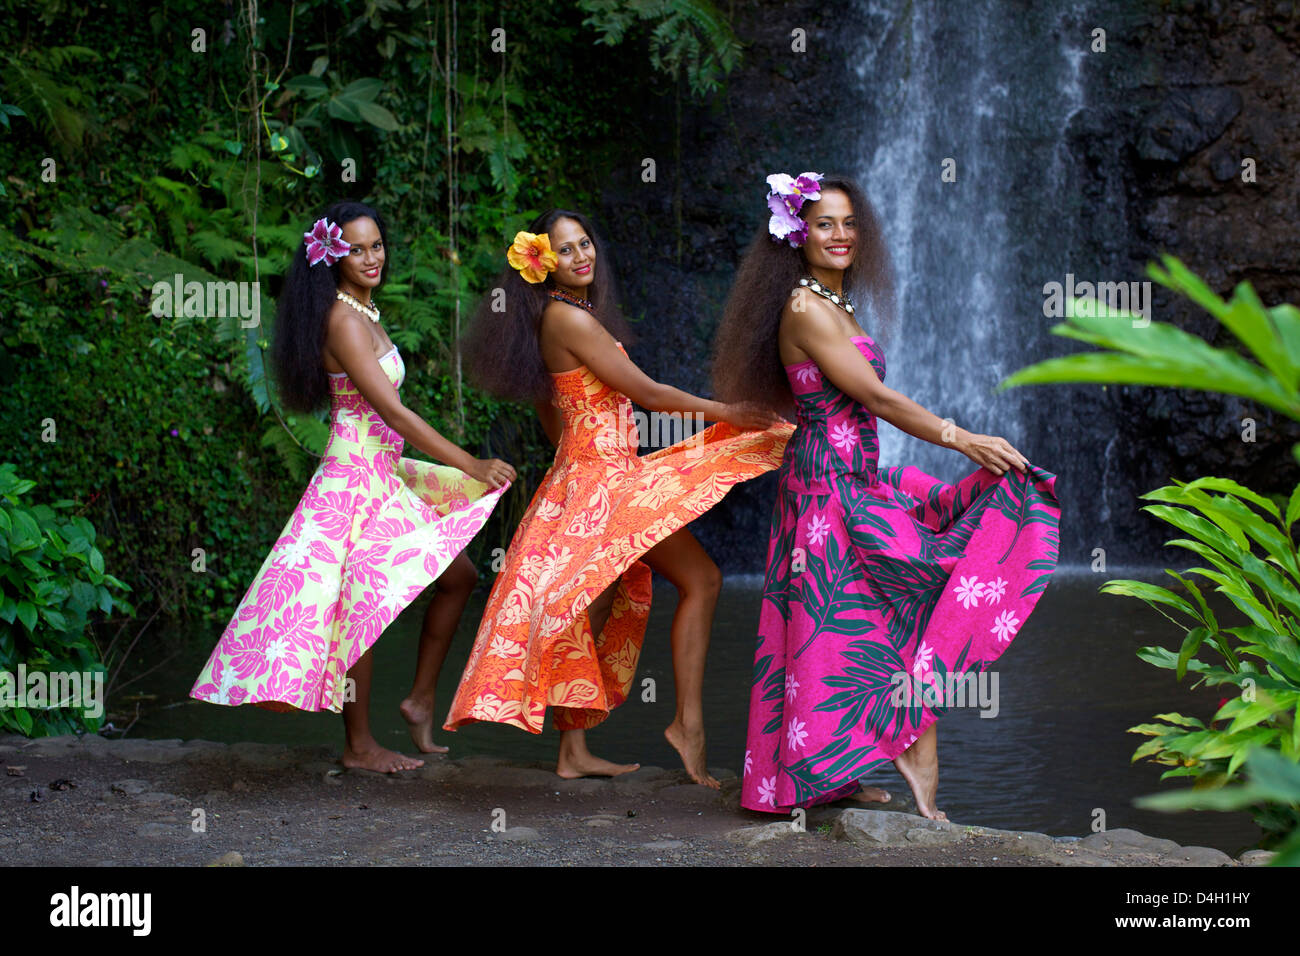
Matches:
[191,201,515,774]
[444,209,793,787]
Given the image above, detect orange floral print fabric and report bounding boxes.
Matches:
[445,352,793,733]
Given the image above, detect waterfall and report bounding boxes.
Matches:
[851,0,1117,566]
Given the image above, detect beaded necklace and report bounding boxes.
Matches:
[549,288,595,314]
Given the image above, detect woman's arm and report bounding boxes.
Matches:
[786,301,1028,475]
[533,399,562,447]
[326,309,516,488]
[546,305,777,430]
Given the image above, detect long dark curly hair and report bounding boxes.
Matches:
[462,208,634,403]
[712,175,896,417]
[271,200,391,413]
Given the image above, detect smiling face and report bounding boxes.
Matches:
[548,216,595,295]
[336,216,385,295]
[800,188,856,275]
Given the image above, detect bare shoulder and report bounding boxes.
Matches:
[540,299,604,342]
[781,292,844,343]
[322,304,373,355]
[326,300,368,338]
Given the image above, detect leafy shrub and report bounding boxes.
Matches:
[1103,476,1300,848]
[0,464,131,736]
[1003,255,1300,862]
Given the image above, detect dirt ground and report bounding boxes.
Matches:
[0,733,1257,867]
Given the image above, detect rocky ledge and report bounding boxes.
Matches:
[0,733,1273,867]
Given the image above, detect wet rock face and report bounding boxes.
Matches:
[1082,1,1300,551]
[1136,88,1244,163]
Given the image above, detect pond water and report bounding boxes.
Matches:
[120,566,1262,855]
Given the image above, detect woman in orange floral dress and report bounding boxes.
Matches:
[444,210,793,786]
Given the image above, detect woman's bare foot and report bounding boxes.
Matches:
[893,727,947,821]
[555,753,640,779]
[664,720,719,789]
[556,728,639,779]
[844,784,892,805]
[342,741,424,773]
[399,696,448,754]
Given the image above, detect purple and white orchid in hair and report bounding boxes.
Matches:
[766,171,823,247]
[303,217,351,267]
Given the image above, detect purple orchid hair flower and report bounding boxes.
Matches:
[303,217,351,267]
[767,206,807,245]
[765,171,823,248]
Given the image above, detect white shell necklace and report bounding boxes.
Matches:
[798,276,855,314]
[337,290,380,323]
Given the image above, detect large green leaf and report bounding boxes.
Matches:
[999,254,1300,420]
[1142,504,1247,563]
[1167,487,1300,582]
[1166,570,1218,631]
[354,100,399,132]
[1098,579,1197,618]
[326,96,362,123]
[1001,351,1299,419]
[1150,257,1300,392]
[1286,483,1300,532]
[341,77,384,102]
[1176,627,1209,681]
[1179,476,1283,521]
[283,74,329,97]
[1228,626,1300,685]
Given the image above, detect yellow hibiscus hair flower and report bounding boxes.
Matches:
[506,231,559,284]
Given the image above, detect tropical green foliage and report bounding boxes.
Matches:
[0,0,736,640]
[1001,255,1300,863]
[578,0,742,95]
[1103,475,1300,847]
[0,464,131,736]
[1135,748,1300,865]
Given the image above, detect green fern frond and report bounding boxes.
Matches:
[259,423,311,482]
[191,229,248,268]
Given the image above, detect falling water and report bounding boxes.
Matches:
[851,0,1119,566]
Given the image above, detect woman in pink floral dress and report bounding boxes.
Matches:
[714,174,1060,819]
[191,201,515,774]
